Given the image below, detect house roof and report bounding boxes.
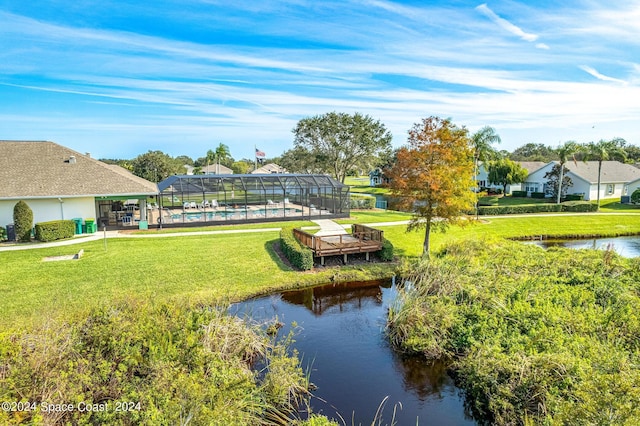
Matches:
[0,140,158,199]
[251,163,286,174]
[201,164,233,174]
[516,161,548,174]
[558,161,640,184]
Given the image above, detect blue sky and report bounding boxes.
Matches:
[1,1,639,161]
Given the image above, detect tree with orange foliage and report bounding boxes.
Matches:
[386,116,475,258]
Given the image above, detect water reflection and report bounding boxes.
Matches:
[529,235,640,258]
[233,280,475,425]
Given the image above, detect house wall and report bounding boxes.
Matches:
[0,197,96,227]
[520,164,554,195]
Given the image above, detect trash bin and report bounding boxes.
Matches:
[6,224,15,241]
[85,218,97,233]
[72,218,83,234]
[138,220,148,230]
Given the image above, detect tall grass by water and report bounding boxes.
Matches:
[388,238,640,424]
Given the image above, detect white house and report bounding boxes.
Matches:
[201,163,233,174]
[0,141,158,229]
[512,161,640,200]
[476,161,546,194]
[252,163,287,174]
[478,160,640,200]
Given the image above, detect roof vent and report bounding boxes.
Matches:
[69,155,76,164]
[85,152,91,158]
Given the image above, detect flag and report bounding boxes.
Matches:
[255,148,266,158]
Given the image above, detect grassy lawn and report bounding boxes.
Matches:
[2,210,640,327]
[128,219,315,234]
[383,213,640,257]
[0,232,394,328]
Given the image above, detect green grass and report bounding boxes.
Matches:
[383,213,640,257]
[2,210,640,327]
[0,232,394,328]
[349,186,390,195]
[129,220,315,234]
[492,195,549,205]
[597,197,640,212]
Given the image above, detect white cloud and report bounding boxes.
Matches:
[476,3,539,42]
[579,66,627,84]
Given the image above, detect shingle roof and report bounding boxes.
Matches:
[516,161,548,174]
[201,164,233,174]
[252,163,287,174]
[558,161,640,184]
[0,141,158,199]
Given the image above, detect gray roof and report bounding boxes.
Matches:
[0,141,158,199]
[252,163,287,174]
[558,160,640,184]
[517,161,548,174]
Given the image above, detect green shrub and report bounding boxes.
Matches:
[350,194,376,209]
[563,193,585,201]
[0,226,5,241]
[280,227,314,270]
[13,200,33,242]
[34,220,76,242]
[531,191,546,199]
[379,238,394,261]
[478,196,499,206]
[511,190,527,197]
[631,188,640,204]
[478,204,562,215]
[561,201,598,212]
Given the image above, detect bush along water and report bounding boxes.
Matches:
[387,238,640,425]
[0,300,315,425]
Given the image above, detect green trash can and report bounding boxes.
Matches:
[138,220,148,230]
[72,218,83,234]
[85,218,97,233]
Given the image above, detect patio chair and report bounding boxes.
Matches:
[202,200,210,209]
[190,201,197,209]
[211,199,219,208]
[184,202,191,209]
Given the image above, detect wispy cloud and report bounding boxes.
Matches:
[579,66,627,84]
[476,3,541,44]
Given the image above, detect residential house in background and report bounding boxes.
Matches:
[0,141,158,228]
[201,164,233,174]
[477,160,640,200]
[251,163,286,174]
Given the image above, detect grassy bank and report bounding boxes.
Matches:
[388,238,640,424]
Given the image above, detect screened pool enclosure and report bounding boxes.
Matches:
[154,174,350,226]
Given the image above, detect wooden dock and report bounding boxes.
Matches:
[294,224,384,265]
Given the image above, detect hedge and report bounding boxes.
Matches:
[279,227,314,271]
[478,204,563,215]
[34,220,76,242]
[531,191,546,199]
[630,189,640,204]
[13,200,34,242]
[560,201,598,212]
[379,239,394,261]
[511,190,527,197]
[563,193,585,201]
[350,194,376,209]
[0,226,6,241]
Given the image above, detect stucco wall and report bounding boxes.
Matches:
[0,197,96,227]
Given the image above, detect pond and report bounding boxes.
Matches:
[529,235,640,258]
[230,280,475,425]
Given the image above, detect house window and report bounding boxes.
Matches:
[524,182,539,193]
[606,184,614,195]
[478,180,486,187]
[624,185,629,195]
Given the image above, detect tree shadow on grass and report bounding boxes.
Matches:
[264,239,296,272]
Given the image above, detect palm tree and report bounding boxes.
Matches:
[472,126,501,218]
[554,141,581,204]
[585,138,627,210]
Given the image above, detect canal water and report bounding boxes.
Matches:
[529,235,640,258]
[230,280,475,425]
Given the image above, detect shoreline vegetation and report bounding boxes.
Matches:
[388,238,640,424]
[1,210,640,424]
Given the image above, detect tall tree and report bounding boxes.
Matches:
[509,143,556,162]
[387,116,475,258]
[292,112,393,183]
[131,150,183,182]
[487,159,528,194]
[471,126,501,217]
[585,138,627,210]
[544,164,573,201]
[554,141,581,204]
